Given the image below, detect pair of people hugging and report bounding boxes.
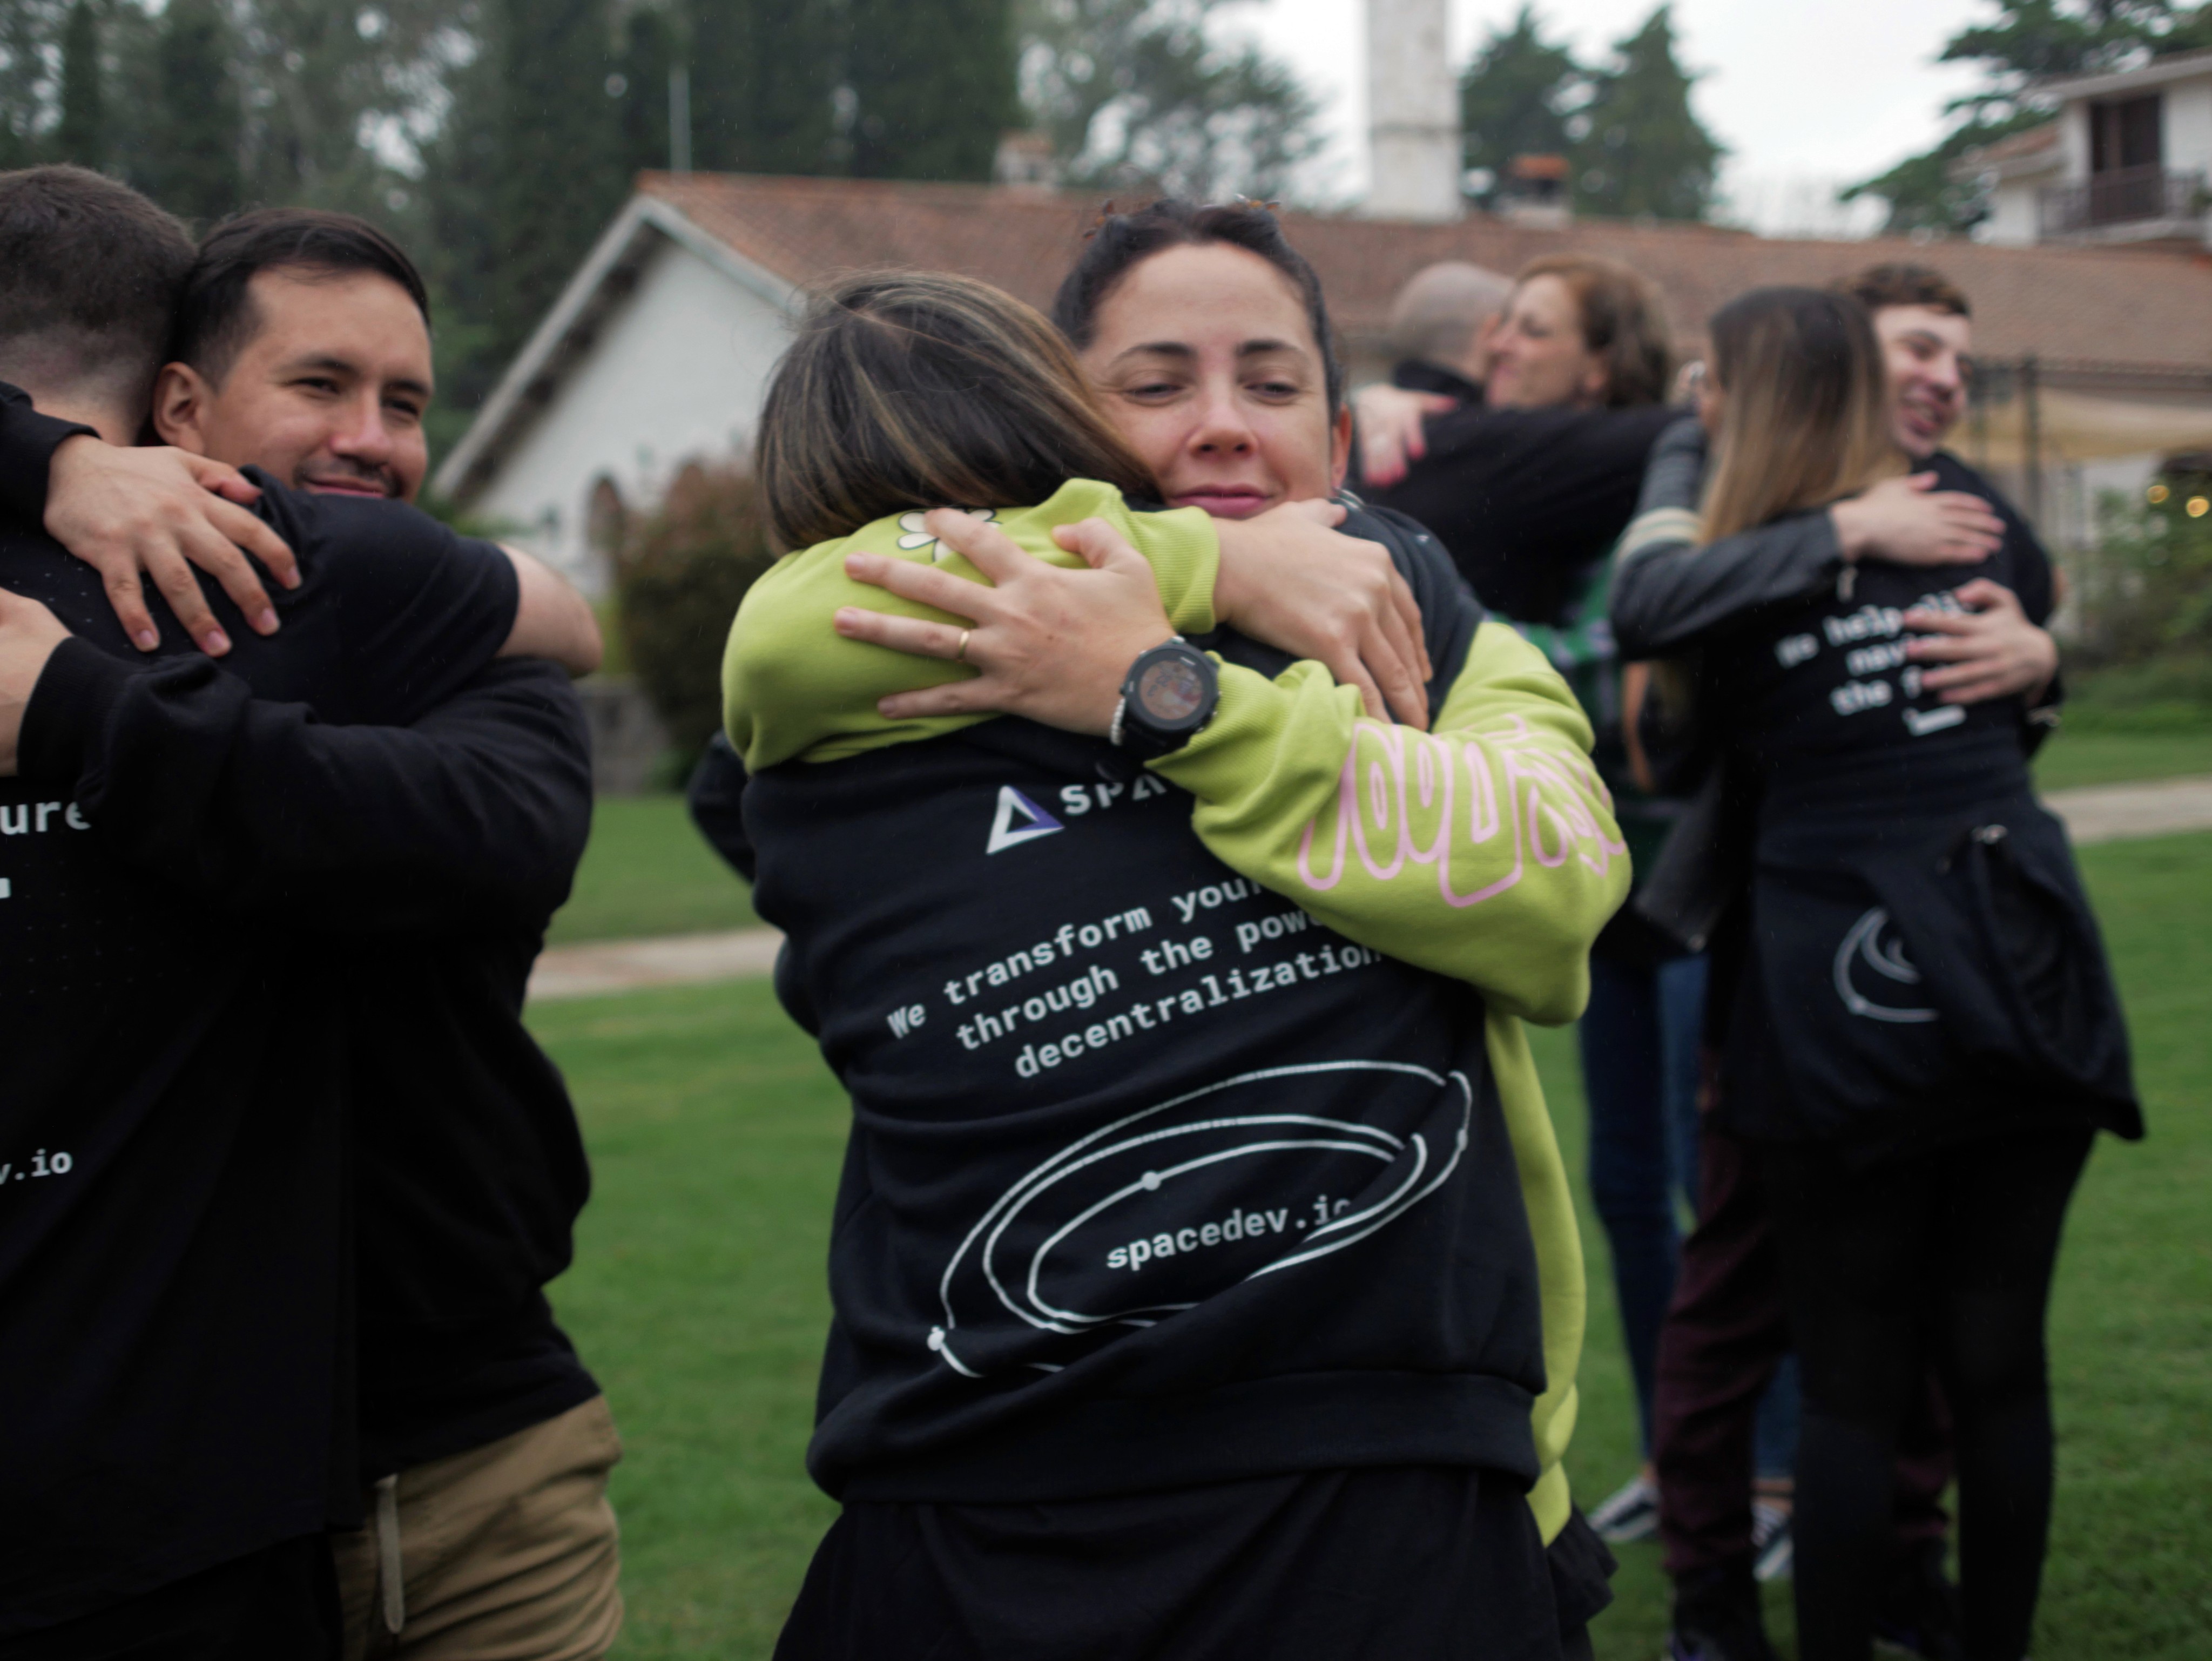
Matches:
[718,246,1630,1659]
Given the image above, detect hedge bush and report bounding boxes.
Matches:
[612,463,778,765]
[2076,486,2212,665]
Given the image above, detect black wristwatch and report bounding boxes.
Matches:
[1112,638,1219,759]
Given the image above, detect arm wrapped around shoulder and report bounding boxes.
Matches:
[1151,622,1630,1024]
[721,480,1218,770]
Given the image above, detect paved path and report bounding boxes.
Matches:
[528,927,785,1001]
[2039,773,2212,846]
[526,775,2212,1003]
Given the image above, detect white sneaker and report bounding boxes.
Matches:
[1589,1472,1661,1543]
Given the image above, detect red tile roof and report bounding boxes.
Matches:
[640,171,2212,379]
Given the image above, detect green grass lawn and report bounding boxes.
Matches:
[534,832,2212,1659]
[544,724,2212,949]
[2032,728,2212,793]
[547,797,756,946]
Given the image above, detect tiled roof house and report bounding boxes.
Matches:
[436,172,2212,588]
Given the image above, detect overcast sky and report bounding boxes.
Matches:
[1230,0,2002,233]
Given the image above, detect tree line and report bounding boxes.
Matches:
[1458,0,2212,236]
[1458,4,1724,224]
[0,0,1318,449]
[22,1,2137,444]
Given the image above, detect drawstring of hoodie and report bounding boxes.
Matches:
[373,1473,406,1635]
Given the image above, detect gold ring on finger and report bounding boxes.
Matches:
[955,629,972,662]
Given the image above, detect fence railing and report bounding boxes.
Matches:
[2039,166,2207,237]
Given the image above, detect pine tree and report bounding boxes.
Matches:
[149,0,242,223]
[1459,5,1582,197]
[848,0,1015,181]
[689,0,844,176]
[0,0,61,168]
[56,0,102,167]
[487,0,625,356]
[415,31,507,434]
[611,4,677,178]
[1572,5,1722,221]
[1020,0,1321,199]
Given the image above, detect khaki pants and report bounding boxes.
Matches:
[332,1395,624,1660]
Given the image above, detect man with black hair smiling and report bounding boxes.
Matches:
[0,178,616,1658]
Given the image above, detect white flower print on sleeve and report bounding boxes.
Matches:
[896,508,999,563]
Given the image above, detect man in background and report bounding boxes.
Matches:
[1618,261,2057,1661]
[1379,260,1514,406]
[1352,255,1678,631]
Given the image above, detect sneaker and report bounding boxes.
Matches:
[1589,1471,1661,1543]
[1873,1539,1964,1661]
[1751,1500,1792,1582]
[1668,1564,1780,1661]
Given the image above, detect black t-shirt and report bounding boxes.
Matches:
[1364,367,1674,628]
[0,475,516,1635]
[743,506,1553,1508]
[1701,451,2054,805]
[1694,457,2135,1155]
[346,900,602,1477]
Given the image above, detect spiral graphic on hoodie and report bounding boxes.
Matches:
[925,1061,1473,1379]
[1833,906,1939,1024]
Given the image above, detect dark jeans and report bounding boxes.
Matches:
[1765,1127,2093,1661]
[1577,951,1708,1453]
[1653,1122,1952,1579]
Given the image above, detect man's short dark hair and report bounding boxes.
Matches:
[1838,263,1971,319]
[0,165,195,397]
[171,208,431,384]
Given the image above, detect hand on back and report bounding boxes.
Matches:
[839,502,1435,737]
[1352,384,1458,489]
[1904,578,2058,706]
[1831,472,2004,568]
[0,586,71,776]
[837,509,1177,738]
[1212,500,1431,728]
[44,436,299,656]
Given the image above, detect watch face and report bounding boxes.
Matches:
[1136,654,1209,725]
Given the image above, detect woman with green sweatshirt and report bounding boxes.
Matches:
[712,204,1629,1661]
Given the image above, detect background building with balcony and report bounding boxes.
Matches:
[1964,48,2212,249]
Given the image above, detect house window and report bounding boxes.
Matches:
[2089,95,2162,174]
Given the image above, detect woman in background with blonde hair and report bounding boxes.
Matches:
[1367,253,1741,1553]
[1617,286,2139,1661]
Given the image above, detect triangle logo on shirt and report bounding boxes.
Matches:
[986,786,1063,855]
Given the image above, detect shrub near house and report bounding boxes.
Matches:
[616,463,777,766]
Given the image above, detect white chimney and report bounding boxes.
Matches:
[1365,0,1461,221]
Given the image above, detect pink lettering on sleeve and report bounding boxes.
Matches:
[1297,715,1623,906]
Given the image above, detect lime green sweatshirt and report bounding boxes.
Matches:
[722,478,1629,1542]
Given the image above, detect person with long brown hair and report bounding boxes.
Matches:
[1358,253,1679,626]
[710,241,1630,1657]
[1614,287,2139,1661]
[1366,252,1756,1553]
